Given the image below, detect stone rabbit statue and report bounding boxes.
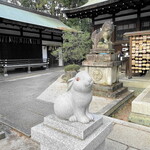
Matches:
[54,71,94,124]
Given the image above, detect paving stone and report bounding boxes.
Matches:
[108,124,150,150]
[105,139,127,150]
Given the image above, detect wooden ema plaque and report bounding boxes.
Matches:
[125,31,150,76]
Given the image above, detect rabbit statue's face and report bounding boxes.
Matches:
[73,71,93,92]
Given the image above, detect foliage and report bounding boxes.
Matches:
[19,0,90,32]
[62,64,80,82]
[52,31,92,64]
[20,0,35,8]
[64,64,80,72]
[65,18,92,32]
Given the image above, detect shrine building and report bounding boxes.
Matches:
[0,1,71,76]
[64,0,150,77]
[64,0,150,51]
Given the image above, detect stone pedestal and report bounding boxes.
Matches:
[82,49,128,98]
[31,114,113,150]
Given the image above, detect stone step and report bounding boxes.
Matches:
[44,114,103,140]
[93,82,123,92]
[93,87,128,98]
[108,87,128,98]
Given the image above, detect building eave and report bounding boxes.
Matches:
[64,0,150,19]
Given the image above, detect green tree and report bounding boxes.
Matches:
[52,31,92,64]
[20,0,35,8]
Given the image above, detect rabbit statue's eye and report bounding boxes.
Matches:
[76,77,80,81]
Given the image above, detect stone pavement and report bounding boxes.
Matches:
[119,71,150,89]
[0,69,150,150]
[0,67,63,136]
[106,117,150,150]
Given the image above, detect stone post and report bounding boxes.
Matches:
[58,48,64,66]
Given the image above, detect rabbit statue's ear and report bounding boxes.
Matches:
[67,77,75,91]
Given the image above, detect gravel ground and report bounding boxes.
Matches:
[0,122,40,150]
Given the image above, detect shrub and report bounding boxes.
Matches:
[64,64,80,72]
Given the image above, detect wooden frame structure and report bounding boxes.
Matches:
[0,1,70,76]
[125,30,150,78]
[64,0,150,46]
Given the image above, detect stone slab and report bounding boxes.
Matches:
[31,116,113,150]
[83,61,121,67]
[44,114,103,140]
[129,112,150,127]
[85,53,118,62]
[108,124,150,150]
[0,131,5,140]
[105,139,127,150]
[90,49,115,54]
[131,85,150,116]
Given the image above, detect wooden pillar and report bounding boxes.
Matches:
[92,17,95,31]
[39,29,42,45]
[39,29,42,59]
[127,37,132,79]
[137,8,141,31]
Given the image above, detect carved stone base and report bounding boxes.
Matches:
[83,52,120,86]
[84,66,119,86]
[31,115,113,150]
